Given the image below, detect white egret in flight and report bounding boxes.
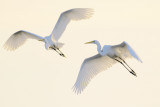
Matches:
[73,40,142,94]
[4,8,94,57]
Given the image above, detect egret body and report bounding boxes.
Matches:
[4,8,94,57]
[73,40,142,94]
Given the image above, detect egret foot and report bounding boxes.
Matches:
[129,70,137,77]
[59,53,66,57]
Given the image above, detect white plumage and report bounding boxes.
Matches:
[4,31,44,51]
[73,40,142,94]
[4,8,94,57]
[51,8,93,41]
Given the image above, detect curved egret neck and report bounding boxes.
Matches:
[94,41,105,56]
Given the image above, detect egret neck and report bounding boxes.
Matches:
[94,40,105,56]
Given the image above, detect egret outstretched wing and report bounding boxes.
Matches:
[113,41,142,62]
[124,41,142,62]
[73,54,117,94]
[4,30,44,51]
[51,8,94,41]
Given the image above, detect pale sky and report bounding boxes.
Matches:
[0,0,160,107]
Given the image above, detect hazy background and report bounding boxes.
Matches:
[0,0,160,107]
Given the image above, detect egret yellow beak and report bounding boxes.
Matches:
[85,41,94,44]
[39,39,44,41]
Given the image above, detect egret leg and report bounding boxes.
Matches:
[114,58,137,77]
[118,57,137,76]
[118,57,133,70]
[50,47,64,57]
[52,45,64,57]
[56,48,66,57]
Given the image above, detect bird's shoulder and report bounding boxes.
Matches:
[112,41,128,50]
[102,45,112,52]
[12,30,28,37]
[83,54,101,63]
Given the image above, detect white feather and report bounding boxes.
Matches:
[51,8,94,41]
[4,30,44,51]
[113,41,142,62]
[73,54,116,94]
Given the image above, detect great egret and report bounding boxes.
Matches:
[73,40,142,94]
[4,8,94,57]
